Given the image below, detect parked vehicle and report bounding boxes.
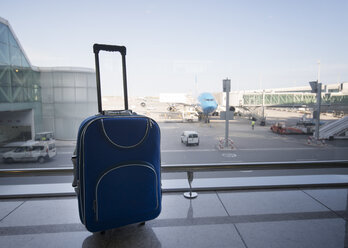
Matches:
[270,122,311,135]
[2,140,56,163]
[181,131,199,146]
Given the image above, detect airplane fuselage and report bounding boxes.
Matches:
[197,92,218,116]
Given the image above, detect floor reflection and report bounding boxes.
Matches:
[187,198,194,220]
[82,223,161,248]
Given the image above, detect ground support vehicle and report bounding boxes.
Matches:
[270,122,311,135]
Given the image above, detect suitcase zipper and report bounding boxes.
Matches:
[100,117,150,149]
[94,163,159,222]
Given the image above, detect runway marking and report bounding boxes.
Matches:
[296,158,318,161]
[222,153,237,158]
[59,147,348,154]
[236,147,347,151]
[162,147,348,153]
[162,149,216,153]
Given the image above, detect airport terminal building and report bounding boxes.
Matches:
[0,17,97,142]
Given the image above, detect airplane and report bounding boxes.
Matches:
[197,92,218,123]
[161,92,218,123]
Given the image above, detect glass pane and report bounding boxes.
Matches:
[10,68,25,87]
[74,103,94,118]
[0,86,11,102]
[87,102,98,115]
[54,118,76,140]
[87,88,97,102]
[54,87,62,102]
[9,46,21,66]
[0,66,10,86]
[53,72,63,87]
[61,72,75,87]
[41,88,54,103]
[62,88,75,102]
[12,86,27,102]
[0,23,9,44]
[0,43,10,65]
[8,30,18,48]
[75,73,87,87]
[75,88,87,102]
[87,73,96,88]
[21,53,30,67]
[42,103,54,117]
[40,71,54,88]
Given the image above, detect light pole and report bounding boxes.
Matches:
[309,61,322,140]
[316,61,322,140]
[317,60,321,87]
[223,78,231,147]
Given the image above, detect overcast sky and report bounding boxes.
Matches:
[2,0,348,96]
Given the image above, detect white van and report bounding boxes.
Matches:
[181,131,199,146]
[3,140,56,163]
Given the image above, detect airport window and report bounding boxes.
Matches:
[14,147,25,153]
[33,146,44,151]
[0,2,347,189]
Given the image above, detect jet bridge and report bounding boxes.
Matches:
[242,92,348,108]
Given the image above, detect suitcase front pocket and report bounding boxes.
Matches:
[95,163,159,223]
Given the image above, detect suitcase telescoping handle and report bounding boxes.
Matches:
[93,44,128,113]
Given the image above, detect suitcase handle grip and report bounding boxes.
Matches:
[93,44,126,55]
[93,43,128,112]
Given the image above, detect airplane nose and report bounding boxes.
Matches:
[205,106,215,114]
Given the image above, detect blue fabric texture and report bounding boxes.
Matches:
[75,115,161,232]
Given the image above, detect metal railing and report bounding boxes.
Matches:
[1,160,347,175]
[1,160,348,198]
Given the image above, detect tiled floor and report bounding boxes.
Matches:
[0,187,348,248]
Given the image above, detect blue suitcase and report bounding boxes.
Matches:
[72,44,161,232]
